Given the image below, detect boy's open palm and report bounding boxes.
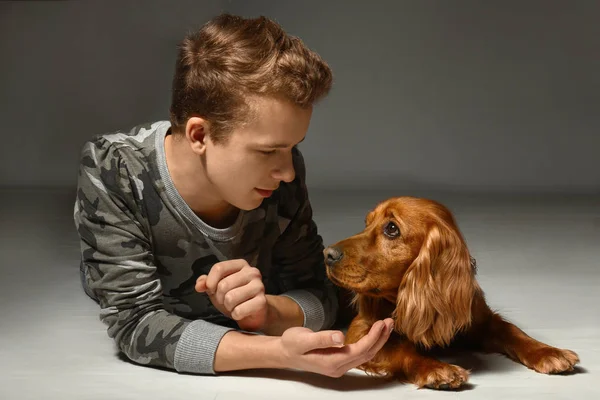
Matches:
[279,318,394,377]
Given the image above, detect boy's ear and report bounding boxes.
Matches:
[185,117,210,155]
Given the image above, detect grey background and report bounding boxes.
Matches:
[1,0,598,193]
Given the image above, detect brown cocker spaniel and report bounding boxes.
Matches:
[324,196,579,390]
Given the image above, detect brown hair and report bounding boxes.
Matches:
[169,13,333,143]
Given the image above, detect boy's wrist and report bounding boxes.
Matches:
[213,330,288,372]
[262,294,305,336]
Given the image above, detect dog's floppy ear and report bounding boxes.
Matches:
[394,218,477,348]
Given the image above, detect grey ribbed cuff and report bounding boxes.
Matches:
[174,319,234,375]
[281,290,325,332]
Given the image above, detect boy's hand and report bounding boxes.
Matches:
[278,318,394,377]
[195,259,268,332]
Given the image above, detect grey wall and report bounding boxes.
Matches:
[1,0,598,193]
[0,0,227,188]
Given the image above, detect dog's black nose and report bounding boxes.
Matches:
[324,246,343,266]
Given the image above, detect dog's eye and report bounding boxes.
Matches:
[383,221,400,238]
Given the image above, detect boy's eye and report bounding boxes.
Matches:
[258,149,277,155]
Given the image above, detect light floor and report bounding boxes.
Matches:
[1,187,598,400]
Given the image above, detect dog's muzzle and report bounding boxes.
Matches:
[324,246,343,267]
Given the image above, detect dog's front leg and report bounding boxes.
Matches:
[346,316,469,390]
[477,313,579,374]
[382,339,470,390]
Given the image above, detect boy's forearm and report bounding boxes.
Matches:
[209,296,303,372]
[262,294,305,336]
[213,330,286,372]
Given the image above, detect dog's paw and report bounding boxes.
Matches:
[526,347,580,374]
[415,363,470,390]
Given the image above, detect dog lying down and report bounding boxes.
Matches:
[324,196,580,390]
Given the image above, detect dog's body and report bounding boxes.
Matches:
[325,196,579,390]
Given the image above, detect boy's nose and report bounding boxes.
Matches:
[273,154,295,182]
[278,166,295,183]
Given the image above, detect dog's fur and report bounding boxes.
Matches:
[325,196,579,390]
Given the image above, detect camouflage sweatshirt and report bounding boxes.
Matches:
[73,120,339,375]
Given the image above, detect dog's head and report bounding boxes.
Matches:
[324,196,479,348]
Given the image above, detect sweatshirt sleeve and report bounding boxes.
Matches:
[73,138,233,375]
[270,147,339,332]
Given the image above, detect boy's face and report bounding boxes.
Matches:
[202,96,312,211]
